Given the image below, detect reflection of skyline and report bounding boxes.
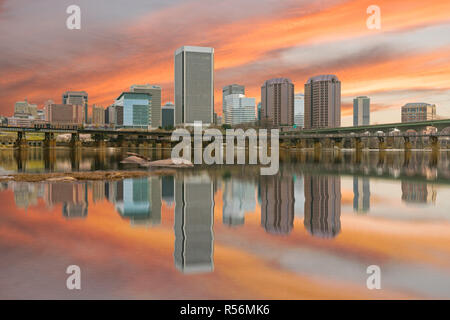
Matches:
[114,178,162,226]
[304,175,341,238]
[222,178,255,226]
[161,175,174,205]
[174,176,214,273]
[401,181,437,205]
[353,177,370,213]
[260,174,295,235]
[45,182,88,218]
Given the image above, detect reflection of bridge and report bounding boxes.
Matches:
[280,119,450,151]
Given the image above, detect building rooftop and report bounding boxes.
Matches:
[263,78,293,85]
[175,46,214,55]
[306,74,339,83]
[403,102,434,107]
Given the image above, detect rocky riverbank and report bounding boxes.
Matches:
[0,169,177,182]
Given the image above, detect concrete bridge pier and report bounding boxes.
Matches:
[333,137,344,150]
[430,135,440,153]
[377,136,386,150]
[70,133,82,149]
[353,137,364,152]
[15,131,28,149]
[44,132,56,149]
[70,148,81,171]
[44,148,56,171]
[403,136,412,151]
[313,139,322,161]
[93,133,106,149]
[116,135,128,148]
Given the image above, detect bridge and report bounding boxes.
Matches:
[279,119,450,151]
[1,119,450,150]
[0,125,173,149]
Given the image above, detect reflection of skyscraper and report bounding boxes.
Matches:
[353,177,370,213]
[161,175,175,205]
[174,176,214,273]
[304,175,341,238]
[45,182,88,218]
[401,181,437,204]
[260,174,294,235]
[222,179,256,226]
[114,178,161,226]
[294,175,304,218]
[92,181,105,203]
[12,182,44,209]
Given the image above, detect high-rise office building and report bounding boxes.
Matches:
[353,177,370,213]
[44,101,83,125]
[353,96,370,126]
[130,84,161,128]
[62,91,88,123]
[162,102,175,129]
[304,75,341,129]
[14,99,38,118]
[294,93,304,128]
[223,93,256,126]
[105,105,116,126]
[401,103,436,123]
[174,175,214,273]
[261,78,294,127]
[174,46,214,125]
[114,92,152,129]
[92,105,105,126]
[223,84,245,115]
[304,175,341,238]
[257,102,262,121]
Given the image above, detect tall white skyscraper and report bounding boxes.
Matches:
[353,96,370,126]
[294,93,304,128]
[223,94,256,126]
[174,46,214,126]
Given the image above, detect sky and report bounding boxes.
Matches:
[0,0,449,126]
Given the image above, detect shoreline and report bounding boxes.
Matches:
[0,169,177,182]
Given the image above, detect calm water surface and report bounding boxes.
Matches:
[1,148,450,299]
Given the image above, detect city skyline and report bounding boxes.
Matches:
[1,0,450,126]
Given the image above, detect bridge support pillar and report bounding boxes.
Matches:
[44,132,56,149]
[93,133,106,149]
[353,137,363,152]
[377,136,386,150]
[70,133,82,149]
[403,136,412,151]
[117,135,128,148]
[15,131,28,149]
[430,136,440,153]
[333,138,344,150]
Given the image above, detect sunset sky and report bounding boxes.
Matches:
[1,0,450,126]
